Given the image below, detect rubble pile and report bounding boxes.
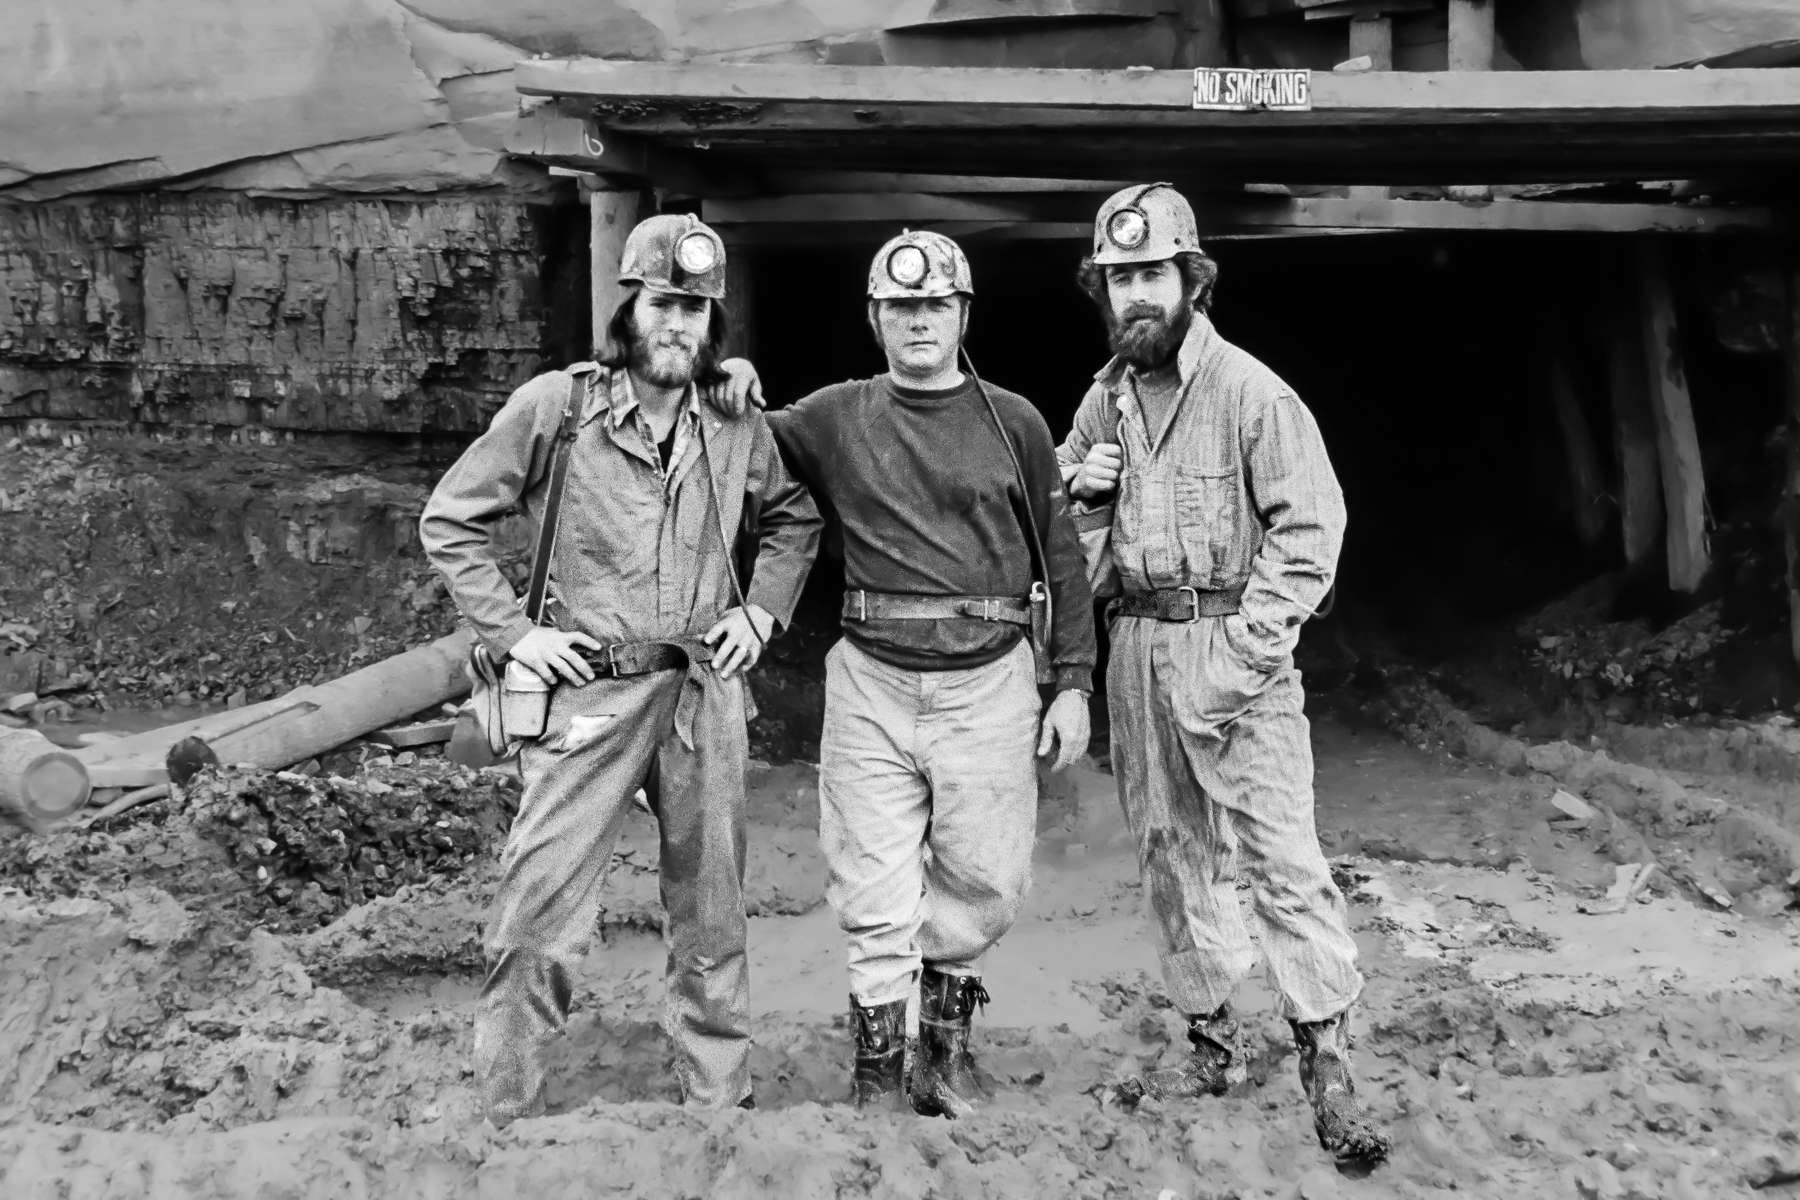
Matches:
[185,762,517,930]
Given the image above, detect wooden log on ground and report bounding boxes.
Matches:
[1,727,92,824]
[1607,299,1663,570]
[1549,350,1609,548]
[1785,256,1800,667]
[1637,241,1711,592]
[590,185,644,356]
[73,629,474,788]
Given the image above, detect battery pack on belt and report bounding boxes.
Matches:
[841,590,1032,626]
[578,637,716,677]
[1115,585,1244,622]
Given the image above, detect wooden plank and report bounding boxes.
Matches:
[1637,242,1711,593]
[515,60,1800,117]
[762,170,1135,193]
[1448,0,1496,72]
[722,243,756,360]
[1607,298,1664,571]
[1179,0,1229,66]
[1348,16,1395,71]
[1549,349,1609,548]
[1785,255,1800,666]
[505,109,747,197]
[592,188,643,352]
[702,191,1780,235]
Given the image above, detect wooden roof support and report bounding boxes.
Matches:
[1637,242,1711,594]
[505,107,751,198]
[1447,0,1496,72]
[1784,252,1800,666]
[515,59,1800,118]
[701,192,1780,235]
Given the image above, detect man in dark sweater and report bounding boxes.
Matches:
[736,230,1095,1118]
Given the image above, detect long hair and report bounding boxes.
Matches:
[1075,250,1220,316]
[596,290,732,388]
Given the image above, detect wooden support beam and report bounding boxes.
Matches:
[590,188,643,355]
[701,191,1780,235]
[1636,242,1710,593]
[1448,0,1497,71]
[1549,349,1609,548]
[1348,16,1394,70]
[506,108,747,197]
[721,243,756,362]
[515,60,1800,117]
[1784,252,1800,666]
[1178,0,1229,66]
[1607,298,1663,572]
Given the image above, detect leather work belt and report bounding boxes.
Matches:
[579,636,715,678]
[841,590,1032,626]
[1115,585,1244,622]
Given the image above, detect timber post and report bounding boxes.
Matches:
[588,183,645,356]
[1636,239,1710,593]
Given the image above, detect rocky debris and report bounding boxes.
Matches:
[184,763,515,931]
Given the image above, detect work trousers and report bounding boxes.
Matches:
[474,666,752,1124]
[819,638,1042,1005]
[1107,614,1362,1023]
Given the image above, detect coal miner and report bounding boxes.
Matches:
[419,213,821,1125]
[1057,184,1389,1164]
[713,230,1096,1117]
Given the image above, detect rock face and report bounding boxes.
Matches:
[0,195,562,433]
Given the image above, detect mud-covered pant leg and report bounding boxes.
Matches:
[1107,616,1256,1013]
[819,639,931,1006]
[646,673,754,1108]
[476,673,681,1125]
[1161,620,1363,1023]
[915,640,1043,978]
[1190,665,1362,1022]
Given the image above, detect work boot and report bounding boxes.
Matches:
[911,967,993,1120]
[1289,1009,1391,1166]
[850,996,909,1112]
[1109,1003,1248,1107]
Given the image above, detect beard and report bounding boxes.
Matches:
[628,328,704,388]
[1105,300,1192,370]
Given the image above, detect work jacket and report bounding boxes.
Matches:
[1057,315,1344,670]
[421,363,821,658]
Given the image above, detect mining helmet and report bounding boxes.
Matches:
[1091,182,1200,266]
[618,213,727,301]
[866,229,974,301]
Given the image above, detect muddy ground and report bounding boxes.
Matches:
[4,677,1799,1200]
[6,438,1800,1197]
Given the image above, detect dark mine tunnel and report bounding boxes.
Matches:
[742,230,1792,705]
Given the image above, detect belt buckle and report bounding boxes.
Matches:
[852,591,868,622]
[604,643,623,676]
[979,597,999,622]
[1175,586,1201,623]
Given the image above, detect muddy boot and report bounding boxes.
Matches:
[1109,1004,1248,1107]
[911,968,993,1120]
[1289,1009,1391,1166]
[850,996,910,1112]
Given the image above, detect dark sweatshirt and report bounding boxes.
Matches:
[768,374,1096,694]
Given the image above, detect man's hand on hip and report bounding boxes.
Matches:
[508,627,603,687]
[1036,689,1092,772]
[701,358,766,418]
[1070,443,1122,500]
[704,604,775,679]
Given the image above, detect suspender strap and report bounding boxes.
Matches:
[522,375,585,626]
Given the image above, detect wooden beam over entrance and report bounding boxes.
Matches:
[516,59,1800,117]
[513,60,1800,186]
[701,192,1780,235]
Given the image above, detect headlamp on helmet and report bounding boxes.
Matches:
[675,231,719,275]
[886,244,929,288]
[1106,208,1149,250]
